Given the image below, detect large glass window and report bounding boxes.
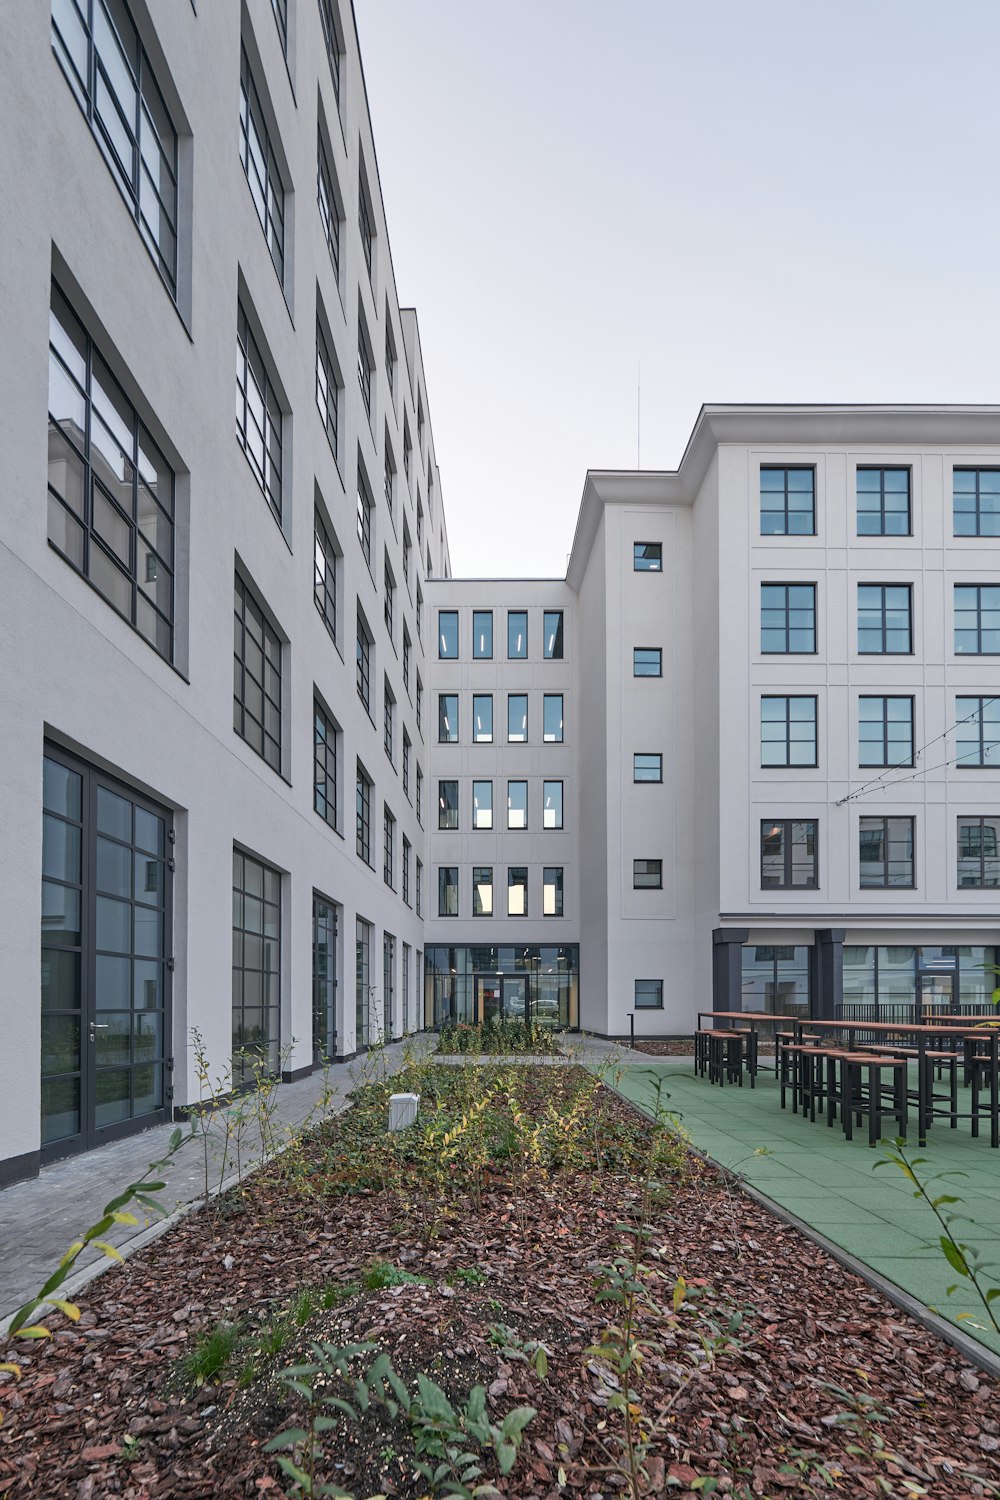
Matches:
[473,694,493,743]
[438,610,458,659]
[633,858,662,889]
[358,170,374,284]
[954,469,1000,538]
[760,696,817,767]
[507,781,528,830]
[508,694,528,743]
[313,700,338,830]
[858,583,912,654]
[356,763,372,864]
[438,693,458,744]
[956,696,1000,768]
[472,610,493,659]
[313,511,338,645]
[312,894,336,1065]
[355,916,371,1048]
[957,817,1000,887]
[52,0,178,293]
[633,647,662,677]
[740,946,810,1016]
[318,0,341,103]
[317,127,340,282]
[383,553,395,641]
[761,584,816,653]
[232,849,280,1079]
[633,542,662,571]
[240,45,285,282]
[473,867,493,916]
[48,285,175,660]
[472,781,493,830]
[633,753,663,782]
[543,867,564,917]
[234,574,281,773]
[239,302,283,520]
[543,694,564,742]
[544,611,564,659]
[356,609,372,713]
[860,816,914,888]
[760,820,818,889]
[955,585,1000,655]
[438,780,458,830]
[438,867,458,917]
[358,321,373,423]
[634,979,663,1008]
[507,867,528,915]
[859,696,914,768]
[857,467,910,536]
[760,466,815,536]
[543,781,563,829]
[507,610,528,659]
[383,679,395,765]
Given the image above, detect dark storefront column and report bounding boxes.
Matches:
[712,929,748,1013]
[814,929,846,1019]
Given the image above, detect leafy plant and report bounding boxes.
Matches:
[447,1266,488,1288]
[179,1320,240,1388]
[487,1323,551,1379]
[361,1260,429,1290]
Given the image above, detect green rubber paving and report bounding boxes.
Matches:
[609,1061,1000,1355]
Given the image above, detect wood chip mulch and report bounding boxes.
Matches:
[1,1079,999,1499]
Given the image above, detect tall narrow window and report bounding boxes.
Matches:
[239,46,285,282]
[956,696,1000,768]
[761,820,818,889]
[761,584,816,654]
[633,542,662,571]
[415,858,423,916]
[507,780,528,830]
[955,585,1000,655]
[314,511,338,644]
[383,551,395,640]
[438,610,458,658]
[233,850,281,1079]
[238,302,283,519]
[473,694,493,742]
[438,693,458,743]
[473,867,493,916]
[383,806,395,888]
[438,867,458,916]
[315,322,340,464]
[543,694,564,742]
[48,285,175,660]
[384,445,394,515]
[318,0,341,104]
[402,732,411,800]
[858,584,912,654]
[313,700,339,830]
[416,766,423,825]
[543,867,564,917]
[356,763,372,864]
[507,610,528,659]
[416,675,423,733]
[383,678,395,764]
[317,129,340,281]
[358,170,374,283]
[234,574,281,772]
[954,469,1000,538]
[760,696,817,767]
[358,321,373,423]
[356,608,372,713]
[543,781,563,829]
[472,780,493,829]
[543,610,564,659]
[385,325,396,399]
[438,780,458,830]
[311,894,336,1065]
[858,697,914,767]
[760,467,815,535]
[957,817,1000,887]
[859,816,914,888]
[508,694,528,743]
[356,471,373,568]
[402,837,411,905]
[403,629,411,693]
[473,610,493,659]
[507,867,528,916]
[355,917,370,1047]
[52,0,179,295]
[857,467,910,536]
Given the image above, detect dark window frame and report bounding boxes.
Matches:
[473,609,493,660]
[955,584,1000,656]
[438,693,459,744]
[507,609,528,660]
[634,979,663,1009]
[543,610,564,659]
[315,320,340,467]
[438,866,458,917]
[760,819,819,890]
[858,582,913,655]
[238,301,283,521]
[355,762,372,865]
[760,695,818,769]
[239,44,285,284]
[956,695,1000,769]
[761,582,817,655]
[543,780,564,829]
[957,816,1000,888]
[438,779,458,831]
[856,466,911,537]
[543,693,565,742]
[760,465,816,537]
[859,815,915,889]
[383,804,395,889]
[633,647,662,678]
[633,753,663,783]
[633,542,662,571]
[858,695,914,768]
[313,510,338,645]
[543,866,564,917]
[234,573,282,774]
[438,609,459,660]
[632,858,663,890]
[473,866,493,917]
[313,698,339,832]
[954,468,1000,539]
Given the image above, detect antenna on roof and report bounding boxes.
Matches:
[636,363,641,468]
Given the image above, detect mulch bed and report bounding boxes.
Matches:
[2,1071,999,1498]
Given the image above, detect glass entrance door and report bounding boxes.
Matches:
[918,971,954,1017]
[41,749,172,1163]
[501,975,527,1023]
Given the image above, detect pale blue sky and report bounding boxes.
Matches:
[355,1,1000,577]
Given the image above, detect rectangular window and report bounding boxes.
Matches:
[473,780,493,829]
[52,0,179,295]
[416,582,423,642]
[358,322,373,423]
[402,836,411,905]
[358,170,374,283]
[383,933,395,1038]
[473,694,493,743]
[314,512,338,644]
[234,574,281,772]
[634,979,663,1009]
[407,428,414,487]
[633,858,663,889]
[543,780,563,829]
[438,693,458,743]
[317,129,340,282]
[760,696,817,768]
[473,610,493,659]
[318,0,341,103]
[507,867,528,916]
[384,446,394,515]
[415,858,423,916]
[356,763,372,864]
[240,45,285,283]
[356,473,373,566]
[314,321,340,465]
[356,609,372,713]
[507,780,527,830]
[508,694,528,743]
[507,610,528,659]
[312,893,336,1065]
[416,676,423,733]
[634,542,662,571]
[543,610,564,660]
[47,285,175,661]
[416,767,423,825]
[633,647,662,677]
[543,694,564,742]
[438,866,458,917]
[438,609,458,658]
[313,700,338,830]
[956,696,1000,768]
[857,467,910,536]
[633,753,663,782]
[957,817,1000,887]
[237,304,283,523]
[383,551,395,639]
[760,820,818,889]
[233,850,281,1078]
[761,584,816,653]
[859,696,914,768]
[402,732,411,800]
[383,679,395,764]
[355,916,370,1047]
[473,866,493,917]
[403,629,411,693]
[271,0,288,51]
[383,805,395,888]
[438,780,458,830]
[403,525,412,588]
[955,585,1000,655]
[760,466,815,536]
[859,816,914,888]
[543,867,564,917]
[954,469,1000,538]
[385,326,395,399]
[858,583,912,654]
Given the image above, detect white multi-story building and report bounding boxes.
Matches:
[3,6,1000,1190]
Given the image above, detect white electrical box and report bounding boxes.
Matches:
[389,1092,420,1131]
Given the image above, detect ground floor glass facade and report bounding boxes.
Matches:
[842,945,999,1015]
[424,945,580,1029]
